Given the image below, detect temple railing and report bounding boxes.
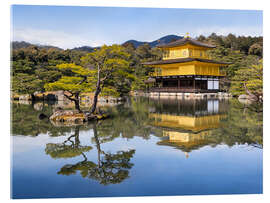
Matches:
[149,87,219,93]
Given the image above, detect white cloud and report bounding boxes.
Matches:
[12,28,106,49]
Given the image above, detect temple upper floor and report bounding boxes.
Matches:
[157,36,216,60]
[162,46,210,60]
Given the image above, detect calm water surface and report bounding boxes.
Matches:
[11,97,263,198]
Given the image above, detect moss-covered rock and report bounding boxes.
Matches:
[49,110,110,126]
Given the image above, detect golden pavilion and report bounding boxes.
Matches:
[143,33,230,93]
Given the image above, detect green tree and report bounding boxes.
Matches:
[11,45,79,99]
[129,44,162,91]
[230,59,263,101]
[81,44,133,114]
[12,73,43,100]
[248,43,263,57]
[45,63,94,112]
[223,33,237,49]
[196,35,206,42]
[45,45,134,114]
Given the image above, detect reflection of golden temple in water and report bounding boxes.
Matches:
[150,114,224,132]
[149,99,228,158]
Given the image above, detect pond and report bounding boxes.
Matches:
[11,97,263,199]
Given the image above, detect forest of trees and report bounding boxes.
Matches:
[197,33,263,100]
[11,33,263,106]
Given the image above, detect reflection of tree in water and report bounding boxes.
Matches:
[98,97,162,141]
[45,126,92,159]
[155,99,263,154]
[214,100,263,148]
[11,97,161,139]
[11,102,79,137]
[46,122,135,185]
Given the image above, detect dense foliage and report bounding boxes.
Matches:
[197,33,263,98]
[11,45,86,97]
[11,33,263,100]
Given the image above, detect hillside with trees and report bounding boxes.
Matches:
[197,33,263,101]
[11,33,263,106]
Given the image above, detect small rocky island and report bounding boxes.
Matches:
[49,108,109,126]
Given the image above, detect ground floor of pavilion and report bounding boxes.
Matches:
[149,75,222,93]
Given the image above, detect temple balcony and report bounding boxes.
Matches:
[149,87,220,93]
[149,68,226,77]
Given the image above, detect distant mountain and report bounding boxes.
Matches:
[12,41,33,49]
[123,35,183,48]
[11,35,183,51]
[71,46,96,52]
[12,41,62,50]
[123,40,147,48]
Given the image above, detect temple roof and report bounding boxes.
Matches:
[142,57,231,66]
[157,37,216,48]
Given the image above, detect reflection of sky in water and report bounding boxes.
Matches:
[12,132,262,198]
[11,98,263,198]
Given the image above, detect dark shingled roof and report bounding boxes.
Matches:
[142,58,231,66]
[157,37,216,48]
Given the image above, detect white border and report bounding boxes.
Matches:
[1,0,268,203]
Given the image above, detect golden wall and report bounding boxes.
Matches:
[194,65,221,76]
[150,63,225,77]
[163,130,210,142]
[150,113,222,132]
[162,45,210,60]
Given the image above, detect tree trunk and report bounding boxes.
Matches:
[63,92,82,113]
[90,87,101,114]
[74,126,80,147]
[243,83,259,101]
[74,92,82,113]
[90,66,101,114]
[31,93,36,101]
[93,122,101,167]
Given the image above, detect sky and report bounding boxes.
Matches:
[11,5,263,49]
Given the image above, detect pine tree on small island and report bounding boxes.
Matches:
[45,44,134,121]
[45,63,94,113]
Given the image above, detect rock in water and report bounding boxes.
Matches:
[49,110,110,126]
[39,113,48,120]
[238,94,249,100]
[49,110,86,123]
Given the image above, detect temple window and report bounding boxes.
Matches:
[182,50,187,57]
[163,50,169,58]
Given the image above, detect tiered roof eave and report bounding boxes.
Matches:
[157,37,216,49]
[142,57,232,66]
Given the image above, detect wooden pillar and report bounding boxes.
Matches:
[178,78,180,89]
[193,76,195,92]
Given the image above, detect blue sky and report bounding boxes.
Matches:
[11,5,263,49]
